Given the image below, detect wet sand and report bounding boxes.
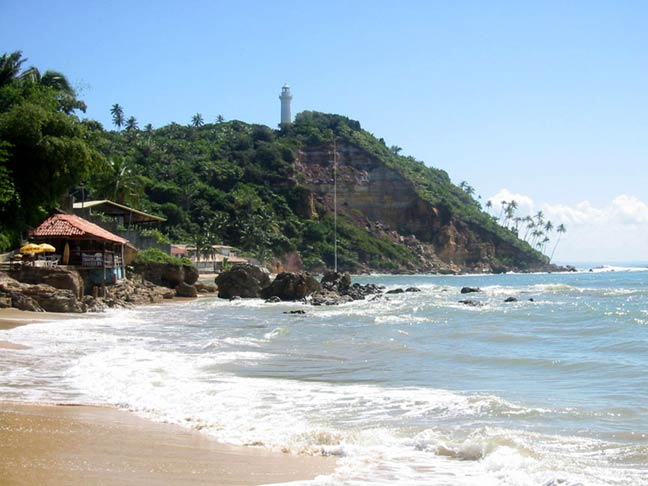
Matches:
[0,308,335,485]
[0,402,334,486]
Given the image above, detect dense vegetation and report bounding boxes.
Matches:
[1,51,559,271]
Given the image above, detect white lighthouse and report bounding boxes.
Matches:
[279,84,292,124]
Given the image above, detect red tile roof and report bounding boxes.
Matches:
[31,214,129,245]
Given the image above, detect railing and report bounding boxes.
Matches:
[80,251,120,268]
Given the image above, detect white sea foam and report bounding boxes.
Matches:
[3,272,648,486]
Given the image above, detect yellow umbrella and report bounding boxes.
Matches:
[38,243,56,253]
[20,243,42,254]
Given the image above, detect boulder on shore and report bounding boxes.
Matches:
[175,282,198,298]
[9,266,84,299]
[134,262,198,288]
[215,264,271,299]
[261,272,320,301]
[1,273,84,312]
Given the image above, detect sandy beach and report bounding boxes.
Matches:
[0,308,335,486]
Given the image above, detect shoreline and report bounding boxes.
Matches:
[0,303,336,486]
[0,401,334,486]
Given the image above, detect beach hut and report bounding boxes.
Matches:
[30,213,133,289]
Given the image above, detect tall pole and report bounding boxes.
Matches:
[333,139,338,273]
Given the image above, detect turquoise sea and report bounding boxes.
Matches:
[2,265,648,485]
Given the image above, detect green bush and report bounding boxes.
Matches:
[133,247,193,267]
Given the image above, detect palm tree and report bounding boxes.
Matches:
[216,114,225,123]
[523,216,535,241]
[125,116,138,132]
[0,51,27,87]
[191,113,204,127]
[390,145,402,155]
[503,200,517,228]
[485,200,493,215]
[1,54,86,113]
[550,224,566,262]
[111,103,125,129]
[499,200,508,222]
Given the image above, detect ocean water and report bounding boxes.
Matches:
[2,266,648,485]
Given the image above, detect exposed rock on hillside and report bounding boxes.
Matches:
[295,140,558,273]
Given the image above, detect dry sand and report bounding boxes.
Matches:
[0,308,336,485]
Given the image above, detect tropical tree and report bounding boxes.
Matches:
[485,200,493,214]
[216,114,225,123]
[110,103,124,129]
[0,51,26,87]
[191,113,204,127]
[390,145,402,155]
[0,74,100,230]
[550,224,566,262]
[125,116,138,132]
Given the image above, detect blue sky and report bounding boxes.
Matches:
[1,0,647,263]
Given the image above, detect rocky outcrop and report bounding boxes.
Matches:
[311,290,354,306]
[261,272,320,301]
[320,271,352,293]
[310,272,383,305]
[295,141,556,273]
[104,277,176,306]
[175,282,198,298]
[215,264,271,299]
[0,274,84,313]
[9,266,84,299]
[133,262,198,288]
[194,281,218,293]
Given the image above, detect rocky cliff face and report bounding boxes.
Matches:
[295,142,549,273]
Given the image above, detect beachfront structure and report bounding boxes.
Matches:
[73,199,166,227]
[170,244,248,273]
[30,213,134,290]
[279,84,292,124]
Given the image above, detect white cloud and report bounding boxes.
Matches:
[488,190,648,263]
[488,189,535,216]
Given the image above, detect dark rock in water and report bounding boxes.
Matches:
[461,287,481,294]
[229,296,241,301]
[261,272,320,301]
[386,288,405,294]
[215,264,271,299]
[459,299,482,307]
[405,287,421,292]
[311,290,353,306]
[175,282,198,298]
[345,283,383,300]
[284,309,306,314]
[265,296,282,303]
[321,271,352,293]
[566,265,577,272]
[504,297,518,303]
[194,281,217,293]
[528,298,535,302]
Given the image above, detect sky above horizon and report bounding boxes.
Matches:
[1,0,646,263]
